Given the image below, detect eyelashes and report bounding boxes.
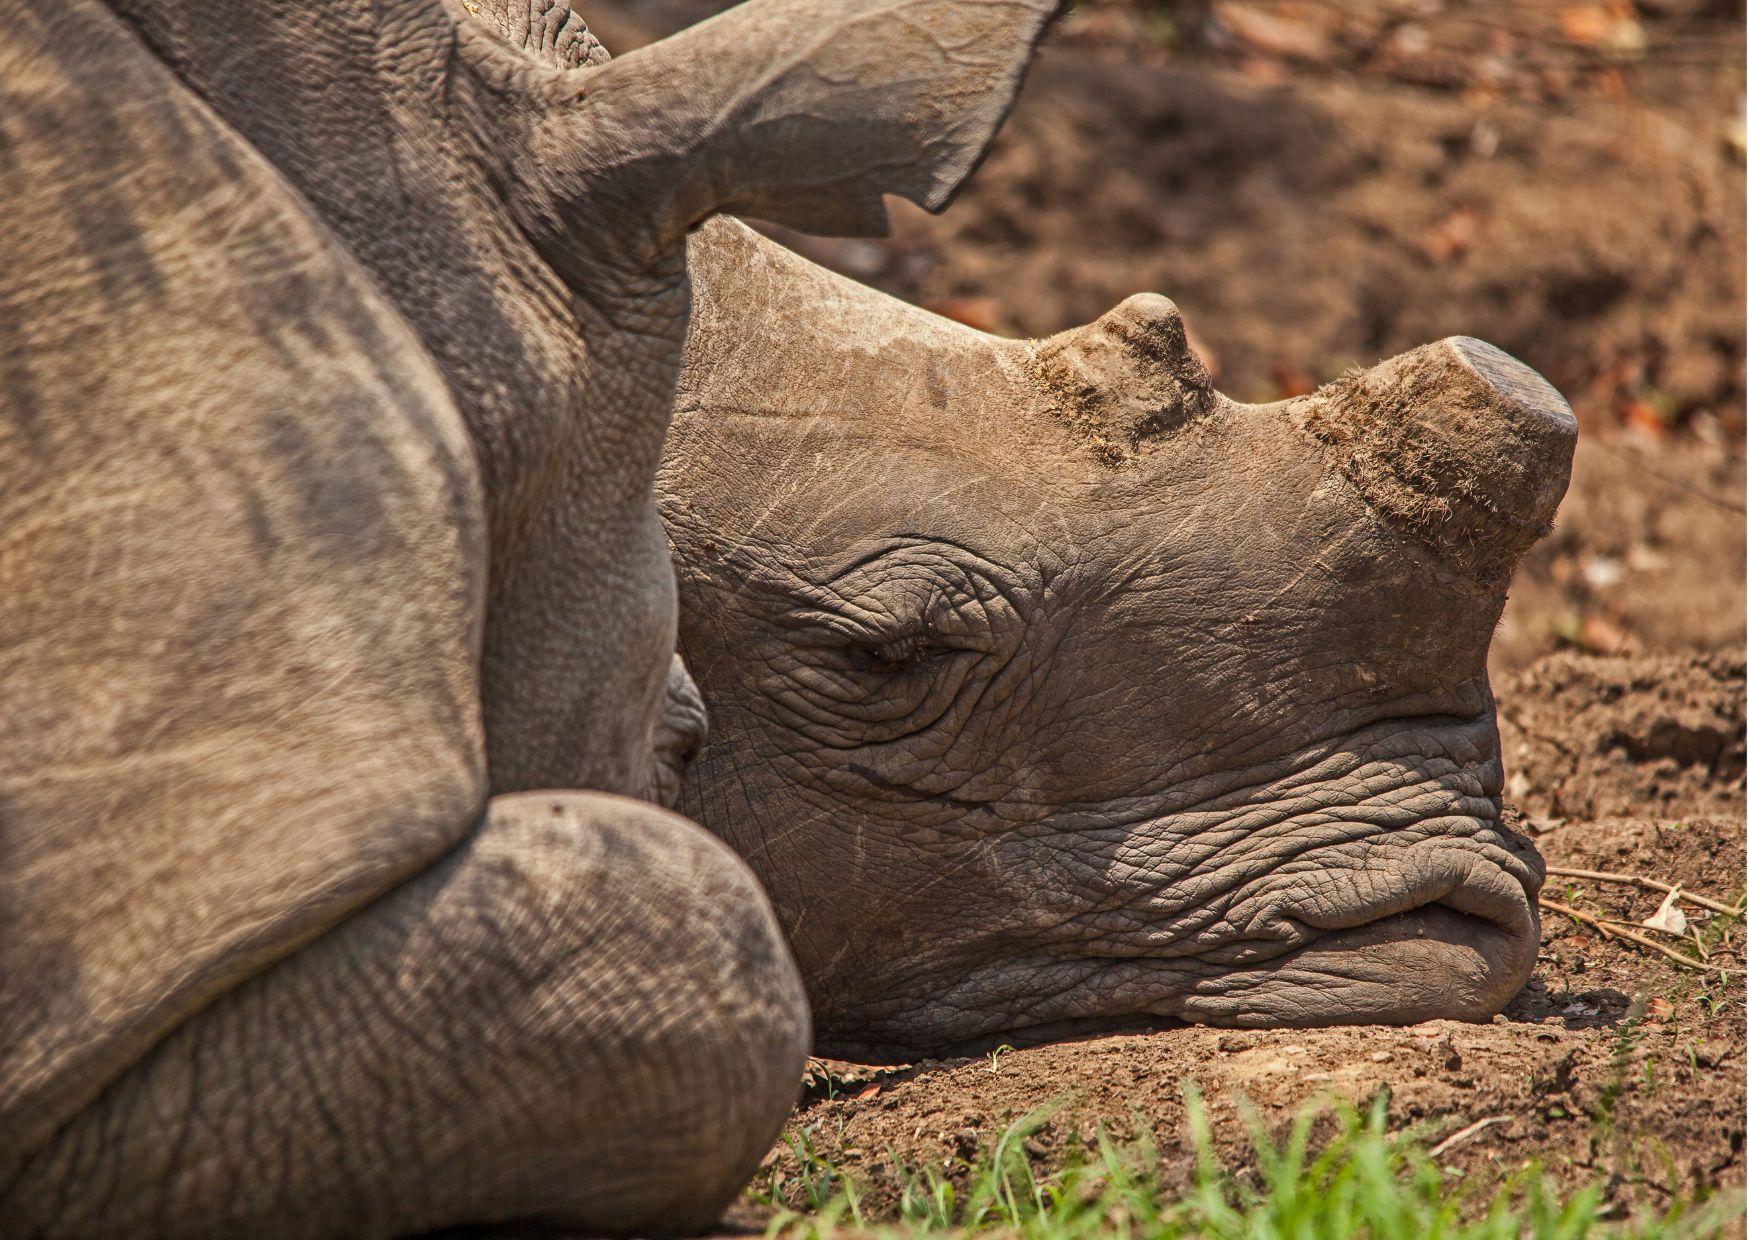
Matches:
[789,552,1014,686]
[795,599,959,674]
[856,632,939,671]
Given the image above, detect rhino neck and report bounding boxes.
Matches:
[103,0,674,546]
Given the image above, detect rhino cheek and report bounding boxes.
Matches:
[687,707,1544,1058]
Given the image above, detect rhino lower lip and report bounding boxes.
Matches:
[904,897,1533,1056]
[928,856,1539,1052]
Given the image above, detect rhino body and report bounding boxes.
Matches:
[0,0,1055,1233]
[659,220,1574,1057]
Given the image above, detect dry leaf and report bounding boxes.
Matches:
[1621,399,1672,441]
[1269,361,1318,399]
[1559,6,1612,45]
[1210,3,1332,61]
[1421,207,1480,263]
[1577,613,1628,654]
[1642,887,1688,936]
[1559,4,1646,58]
[923,296,1002,332]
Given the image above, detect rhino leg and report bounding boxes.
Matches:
[4,793,808,1238]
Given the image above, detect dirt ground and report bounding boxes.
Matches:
[590,0,1747,1222]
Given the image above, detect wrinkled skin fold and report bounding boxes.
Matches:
[659,219,1573,1059]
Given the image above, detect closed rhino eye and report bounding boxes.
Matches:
[768,550,1029,748]
[854,631,947,672]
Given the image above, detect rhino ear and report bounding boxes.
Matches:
[511,0,1058,269]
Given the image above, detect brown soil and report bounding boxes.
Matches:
[590,0,1746,1223]
[1499,650,1745,821]
[1494,436,1744,676]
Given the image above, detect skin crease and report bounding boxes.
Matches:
[659,219,1575,1061]
[0,0,1058,1234]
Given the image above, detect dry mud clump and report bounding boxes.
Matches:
[1499,651,1745,821]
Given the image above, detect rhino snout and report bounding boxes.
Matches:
[1189,833,1543,1028]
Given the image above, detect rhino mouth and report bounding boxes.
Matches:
[1174,902,1540,1029]
[1211,841,1542,963]
[903,844,1544,1057]
[1162,841,1544,1029]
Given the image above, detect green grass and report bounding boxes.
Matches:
[750,1090,1741,1240]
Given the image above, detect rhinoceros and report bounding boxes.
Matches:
[657,218,1576,1059]
[0,0,1056,1233]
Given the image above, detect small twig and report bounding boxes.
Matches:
[1589,437,1747,514]
[1544,866,1745,917]
[1539,898,1744,973]
[1430,1115,1511,1158]
[1689,925,1712,962]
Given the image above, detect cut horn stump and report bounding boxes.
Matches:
[1294,337,1577,586]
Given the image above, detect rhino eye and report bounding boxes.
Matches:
[857,632,939,671]
[767,546,1034,750]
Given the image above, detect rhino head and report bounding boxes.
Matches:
[659,220,1574,1057]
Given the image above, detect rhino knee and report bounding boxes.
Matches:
[5,794,807,1239]
[471,792,811,1232]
